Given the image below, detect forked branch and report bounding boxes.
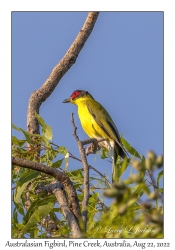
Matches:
[27,12,99,135]
[12,157,81,224]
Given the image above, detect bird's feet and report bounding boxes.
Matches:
[85,142,101,156]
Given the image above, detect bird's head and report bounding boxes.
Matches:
[62,90,94,105]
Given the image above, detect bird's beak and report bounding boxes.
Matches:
[62,97,71,103]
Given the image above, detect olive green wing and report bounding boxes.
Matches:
[86,100,124,150]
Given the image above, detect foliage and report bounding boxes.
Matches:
[12,115,163,238]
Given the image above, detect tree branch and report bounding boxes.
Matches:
[12,157,81,222]
[27,12,99,134]
[41,214,60,236]
[24,182,32,211]
[35,182,82,238]
[71,113,89,231]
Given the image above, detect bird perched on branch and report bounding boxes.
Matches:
[63,90,127,182]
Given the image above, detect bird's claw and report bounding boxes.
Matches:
[86,142,101,156]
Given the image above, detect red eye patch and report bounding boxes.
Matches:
[71,90,81,99]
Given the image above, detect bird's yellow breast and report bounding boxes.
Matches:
[75,98,111,141]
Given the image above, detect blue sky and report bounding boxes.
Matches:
[12,12,163,185]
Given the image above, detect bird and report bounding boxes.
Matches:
[63,90,127,182]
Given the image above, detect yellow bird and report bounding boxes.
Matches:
[63,90,127,182]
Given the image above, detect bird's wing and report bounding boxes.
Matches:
[86,101,124,149]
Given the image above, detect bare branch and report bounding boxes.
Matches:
[36,182,82,238]
[12,157,81,222]
[147,169,156,191]
[71,113,89,231]
[27,12,99,134]
[81,138,98,146]
[41,214,60,236]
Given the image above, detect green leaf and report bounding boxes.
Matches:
[39,233,47,238]
[23,196,56,225]
[12,124,35,144]
[17,170,40,187]
[38,202,54,218]
[35,113,46,128]
[14,171,39,205]
[58,146,69,169]
[121,137,141,159]
[23,202,54,233]
[52,159,63,168]
[20,129,34,144]
[12,123,21,132]
[12,136,26,147]
[14,201,25,216]
[12,123,42,145]
[44,125,53,140]
[89,193,99,203]
[100,148,110,159]
[113,164,121,183]
[120,157,129,178]
[133,181,150,198]
[67,168,83,177]
[40,135,51,147]
[133,184,143,198]
[34,209,41,222]
[14,182,30,204]
[122,174,141,185]
[57,146,68,156]
[158,188,163,194]
[54,224,70,236]
[70,174,84,184]
[33,227,40,238]
[15,147,27,155]
[50,146,60,159]
[57,146,68,155]
[35,113,53,140]
[12,208,19,224]
[67,168,84,185]
[78,193,84,201]
[157,170,163,188]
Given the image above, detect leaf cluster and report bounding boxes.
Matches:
[12,115,163,238]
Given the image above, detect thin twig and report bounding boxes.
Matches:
[51,142,111,186]
[50,140,111,187]
[147,180,159,190]
[69,153,111,187]
[146,170,163,207]
[71,113,89,231]
[89,165,111,187]
[97,198,108,213]
[147,170,156,191]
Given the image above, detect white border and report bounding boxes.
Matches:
[1,0,174,248]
